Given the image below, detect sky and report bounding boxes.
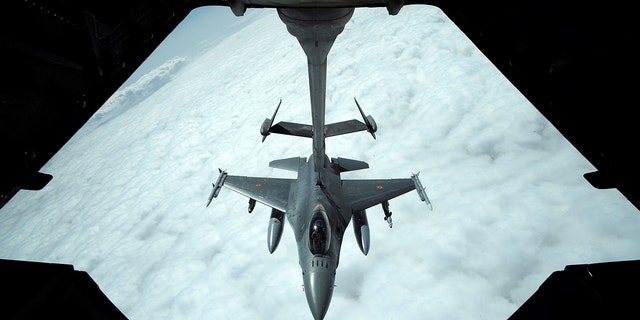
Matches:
[2,5,640,320]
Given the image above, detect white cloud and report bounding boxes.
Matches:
[94,57,188,126]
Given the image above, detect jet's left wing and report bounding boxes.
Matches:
[342,174,431,213]
[207,170,293,212]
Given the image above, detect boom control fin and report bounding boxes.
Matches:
[260,98,378,141]
[354,97,377,140]
[260,99,282,142]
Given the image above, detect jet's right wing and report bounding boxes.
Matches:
[342,173,431,212]
[207,170,293,212]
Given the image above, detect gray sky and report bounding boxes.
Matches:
[122,6,261,87]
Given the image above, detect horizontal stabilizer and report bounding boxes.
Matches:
[331,157,369,172]
[269,157,306,172]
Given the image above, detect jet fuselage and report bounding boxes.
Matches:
[286,155,350,319]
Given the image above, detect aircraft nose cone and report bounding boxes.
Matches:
[303,267,335,320]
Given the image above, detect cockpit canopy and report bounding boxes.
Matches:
[309,210,331,255]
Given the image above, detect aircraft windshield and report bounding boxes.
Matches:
[309,210,331,255]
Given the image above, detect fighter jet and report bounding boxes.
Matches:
[207,7,431,320]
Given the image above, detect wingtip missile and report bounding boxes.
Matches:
[206,183,216,207]
[411,172,432,211]
[207,169,228,207]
